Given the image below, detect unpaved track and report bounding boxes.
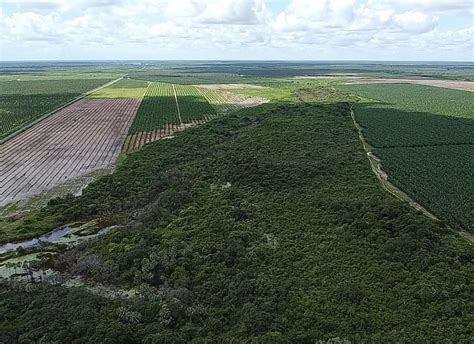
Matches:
[350,106,473,244]
[0,98,141,206]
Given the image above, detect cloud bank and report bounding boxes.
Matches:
[1,0,473,60]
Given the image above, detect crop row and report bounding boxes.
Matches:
[343,83,474,230]
[127,83,179,134]
[0,98,141,206]
[174,85,216,122]
[377,145,473,230]
[342,84,474,148]
[127,83,218,135]
[196,88,243,113]
[0,78,114,139]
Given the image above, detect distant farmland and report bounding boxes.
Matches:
[0,82,142,206]
[0,79,267,205]
[340,83,474,230]
[122,82,266,153]
[0,74,120,139]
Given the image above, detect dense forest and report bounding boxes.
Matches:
[1,87,473,342]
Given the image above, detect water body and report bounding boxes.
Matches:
[0,227,74,255]
[0,225,115,282]
[0,225,112,255]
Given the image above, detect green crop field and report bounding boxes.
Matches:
[128,83,218,134]
[88,78,148,99]
[339,83,474,230]
[377,145,474,230]
[339,84,473,147]
[128,82,179,134]
[0,76,117,139]
[174,85,216,122]
[128,68,240,84]
[340,83,472,119]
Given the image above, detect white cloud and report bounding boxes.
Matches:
[393,11,438,33]
[388,0,473,12]
[162,0,268,25]
[1,0,472,60]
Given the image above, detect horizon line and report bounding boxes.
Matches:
[1,59,474,64]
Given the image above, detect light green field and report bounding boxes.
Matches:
[88,78,149,99]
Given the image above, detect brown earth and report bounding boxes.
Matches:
[0,98,141,206]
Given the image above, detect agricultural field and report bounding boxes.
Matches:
[376,145,474,229]
[0,98,142,207]
[174,85,216,122]
[122,82,266,153]
[126,61,474,81]
[197,85,271,113]
[0,74,120,139]
[128,67,239,84]
[88,78,148,99]
[128,82,179,134]
[339,83,474,230]
[2,89,472,342]
[0,61,473,343]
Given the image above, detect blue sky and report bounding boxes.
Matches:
[1,0,473,61]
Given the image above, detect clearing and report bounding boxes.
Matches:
[0,98,141,206]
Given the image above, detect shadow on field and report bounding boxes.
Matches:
[351,102,474,148]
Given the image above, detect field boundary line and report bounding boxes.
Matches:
[172,84,183,126]
[0,76,125,145]
[350,106,438,219]
[120,81,150,153]
[350,105,473,244]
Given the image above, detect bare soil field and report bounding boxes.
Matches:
[0,98,141,206]
[296,76,474,92]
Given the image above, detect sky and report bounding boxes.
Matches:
[1,0,473,61]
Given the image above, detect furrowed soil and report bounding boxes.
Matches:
[0,98,141,206]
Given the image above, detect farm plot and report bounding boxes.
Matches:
[197,87,269,114]
[376,145,474,230]
[122,82,269,153]
[342,83,474,230]
[123,83,180,153]
[0,77,117,139]
[88,78,148,99]
[0,98,141,207]
[174,85,216,122]
[128,82,179,134]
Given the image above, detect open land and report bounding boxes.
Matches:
[0,98,141,206]
[297,75,474,91]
